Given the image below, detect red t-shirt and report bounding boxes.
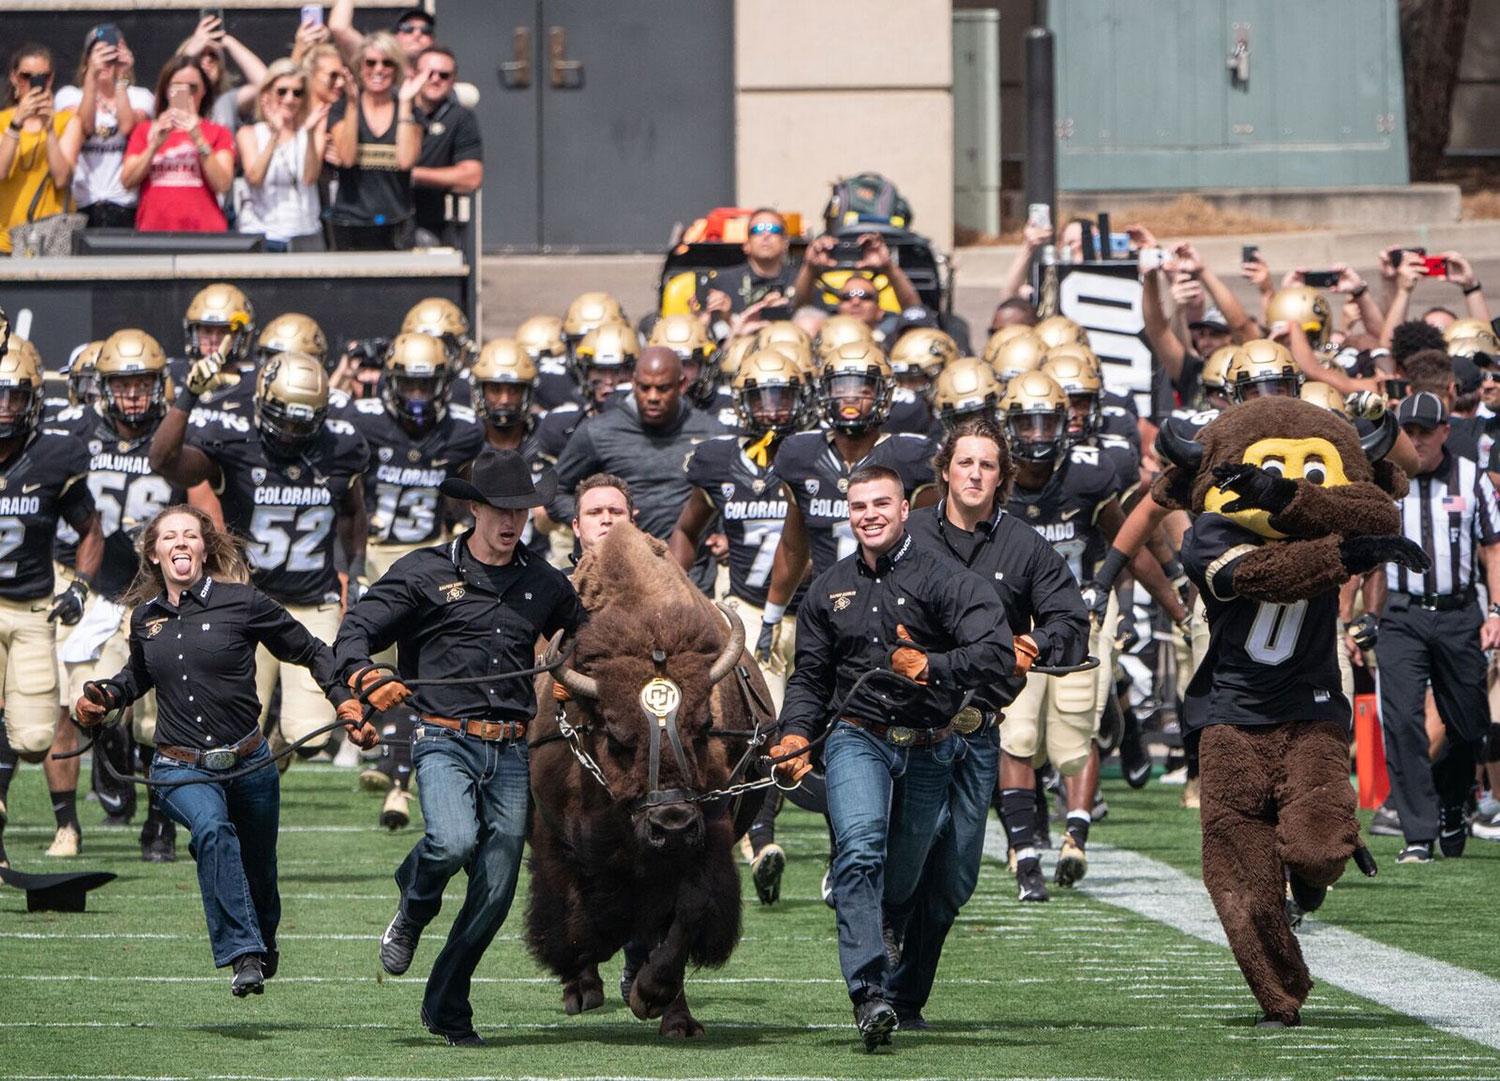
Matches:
[127,121,234,232]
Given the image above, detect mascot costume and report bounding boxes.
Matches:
[1152,395,1426,1027]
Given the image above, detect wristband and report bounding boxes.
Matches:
[175,386,201,411]
[761,601,787,624]
[1465,281,1483,296]
[1093,546,1130,594]
[1489,603,1500,620]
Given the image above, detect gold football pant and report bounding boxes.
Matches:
[256,601,340,743]
[0,596,61,758]
[725,597,796,711]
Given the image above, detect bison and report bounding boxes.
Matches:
[528,524,773,1038]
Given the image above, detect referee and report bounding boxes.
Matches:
[1375,392,1500,864]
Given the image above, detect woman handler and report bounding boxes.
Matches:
[74,506,373,996]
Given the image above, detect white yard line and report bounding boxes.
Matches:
[983,822,1500,1052]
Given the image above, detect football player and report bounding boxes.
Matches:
[516,313,574,410]
[931,356,1003,431]
[884,326,956,438]
[401,297,476,375]
[535,320,639,462]
[648,313,737,427]
[179,283,258,418]
[470,339,550,560]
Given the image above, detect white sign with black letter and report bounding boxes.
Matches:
[1050,262,1155,416]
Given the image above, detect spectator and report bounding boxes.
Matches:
[175,14,267,135]
[990,296,1038,334]
[289,13,335,68]
[236,60,326,252]
[1,45,82,255]
[325,32,423,250]
[833,274,883,329]
[54,25,153,229]
[330,2,435,64]
[793,231,921,315]
[994,219,1051,310]
[699,208,798,318]
[409,46,481,247]
[120,57,234,233]
[1381,250,1491,347]
[300,43,348,209]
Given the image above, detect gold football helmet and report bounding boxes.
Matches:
[1444,318,1500,358]
[648,313,714,364]
[1298,381,1350,417]
[401,298,473,367]
[575,321,640,371]
[718,334,759,381]
[516,314,567,360]
[1267,287,1331,351]
[755,322,816,377]
[732,348,805,436]
[184,282,256,363]
[382,332,452,430]
[999,371,1069,462]
[256,351,328,453]
[470,338,537,428]
[986,329,1047,383]
[932,357,1001,429]
[818,340,893,433]
[1227,339,1301,402]
[257,313,328,366]
[1033,315,1090,351]
[1042,352,1103,440]
[563,291,626,341]
[889,327,959,394]
[814,314,877,360]
[1202,344,1237,400]
[1444,317,1495,345]
[97,329,172,428]
[65,340,105,407]
[0,334,43,440]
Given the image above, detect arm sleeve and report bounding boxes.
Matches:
[331,564,423,683]
[453,109,482,162]
[543,582,586,640]
[925,571,1016,690]
[106,619,156,706]
[247,590,350,705]
[778,599,835,741]
[1026,544,1089,666]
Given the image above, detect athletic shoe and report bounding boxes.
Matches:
[1159,765,1187,786]
[821,866,835,909]
[1119,721,1152,788]
[421,1007,485,1046]
[854,996,897,1051]
[379,910,422,975]
[100,811,133,828]
[1472,809,1500,842]
[45,824,80,857]
[1395,842,1432,864]
[1477,793,1500,820]
[141,835,177,863]
[359,766,393,793]
[230,954,264,997]
[263,945,279,980]
[1368,802,1402,837]
[893,1007,930,1030]
[1016,859,1050,902]
[380,787,411,831]
[1180,777,1201,810]
[1438,805,1467,859]
[1054,835,1088,887]
[750,842,785,905]
[1092,796,1110,821]
[332,739,362,768]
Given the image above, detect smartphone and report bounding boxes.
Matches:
[1026,202,1052,232]
[1422,256,1450,280]
[1303,270,1340,288]
[1388,246,1425,267]
[1241,245,1261,264]
[201,6,224,27]
[169,84,192,112]
[1107,231,1132,257]
[26,73,47,90]
[93,23,122,47]
[300,4,324,25]
[831,237,865,265]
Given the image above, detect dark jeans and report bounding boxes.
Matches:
[887,725,997,1015]
[153,742,280,967]
[823,720,958,1004]
[82,202,136,229]
[396,725,529,1034]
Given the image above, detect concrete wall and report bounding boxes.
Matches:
[734,0,955,245]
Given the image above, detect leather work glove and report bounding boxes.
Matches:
[1347,612,1379,651]
[336,698,380,749]
[1211,462,1297,515]
[48,578,88,625]
[1013,634,1039,677]
[768,734,813,786]
[1339,535,1431,577]
[349,666,412,712]
[754,618,781,668]
[74,683,110,728]
[552,678,571,702]
[890,624,929,684]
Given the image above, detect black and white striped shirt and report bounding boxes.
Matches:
[1387,450,1500,597]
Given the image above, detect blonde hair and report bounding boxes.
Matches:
[254,57,310,125]
[122,505,251,608]
[357,31,407,90]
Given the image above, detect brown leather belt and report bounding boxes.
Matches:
[421,714,527,742]
[157,730,265,770]
[841,715,953,748]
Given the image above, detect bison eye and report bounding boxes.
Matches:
[1260,458,1285,477]
[1302,460,1327,485]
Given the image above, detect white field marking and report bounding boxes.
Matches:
[983,822,1500,1053]
[0,974,1013,986]
[0,1076,1170,1081]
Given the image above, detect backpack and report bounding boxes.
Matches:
[823,172,912,232]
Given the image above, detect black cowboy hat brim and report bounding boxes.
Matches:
[440,467,557,510]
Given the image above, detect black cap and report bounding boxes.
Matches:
[0,866,116,912]
[1396,391,1448,430]
[393,6,434,29]
[440,449,556,509]
[1189,307,1230,333]
[1451,354,1484,396]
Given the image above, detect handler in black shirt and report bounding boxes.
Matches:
[75,505,368,998]
[335,449,584,1046]
[769,464,1013,1051]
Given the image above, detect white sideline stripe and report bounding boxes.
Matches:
[982,822,1500,1052]
[0,1077,1155,1081]
[0,974,1011,987]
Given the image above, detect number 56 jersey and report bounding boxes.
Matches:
[188,413,370,606]
[1179,511,1348,737]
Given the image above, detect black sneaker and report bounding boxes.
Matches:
[1438,805,1467,859]
[421,1008,484,1046]
[750,842,785,905]
[1369,802,1402,837]
[1396,842,1432,865]
[893,1006,929,1030]
[1119,716,1152,788]
[230,954,264,997]
[619,961,637,1004]
[379,910,422,975]
[854,996,897,1051]
[1016,858,1050,903]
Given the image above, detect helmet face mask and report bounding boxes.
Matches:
[104,372,168,428]
[732,349,804,436]
[470,338,537,428]
[184,283,255,365]
[0,384,40,440]
[1000,372,1069,463]
[1227,339,1302,404]
[574,322,639,404]
[382,333,452,432]
[65,341,105,408]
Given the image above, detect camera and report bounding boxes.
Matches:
[1302,270,1340,289]
[346,337,389,369]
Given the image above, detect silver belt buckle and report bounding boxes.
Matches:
[201,747,237,771]
[887,725,916,747]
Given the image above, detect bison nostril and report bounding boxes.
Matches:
[648,803,699,834]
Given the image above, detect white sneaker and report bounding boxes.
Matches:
[46,824,80,857]
[332,739,362,768]
[1472,811,1500,842]
[1160,766,1187,786]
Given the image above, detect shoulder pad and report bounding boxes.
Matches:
[354,397,385,416]
[547,402,581,417]
[891,387,917,404]
[448,403,476,424]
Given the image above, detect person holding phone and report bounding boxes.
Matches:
[0,44,83,254]
[120,56,234,232]
[54,26,154,229]
[236,60,326,251]
[176,14,267,135]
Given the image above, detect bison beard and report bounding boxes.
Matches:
[526,525,769,1038]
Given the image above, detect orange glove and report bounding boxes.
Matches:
[349,667,412,712]
[1013,634,1039,677]
[336,698,381,749]
[768,734,813,786]
[74,693,109,728]
[891,624,928,684]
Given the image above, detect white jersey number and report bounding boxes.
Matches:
[740,521,784,590]
[1245,599,1308,666]
[371,483,438,545]
[90,470,175,539]
[247,505,335,573]
[0,517,23,578]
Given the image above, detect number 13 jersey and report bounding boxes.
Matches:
[346,398,484,548]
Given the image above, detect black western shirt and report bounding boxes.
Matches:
[906,501,1088,711]
[110,577,349,748]
[334,535,585,722]
[779,533,1016,740]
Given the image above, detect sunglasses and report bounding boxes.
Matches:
[839,288,877,302]
[396,20,433,34]
[363,57,396,69]
[425,69,455,81]
[749,221,785,236]
[273,86,305,98]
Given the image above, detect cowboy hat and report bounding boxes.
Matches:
[439,449,556,509]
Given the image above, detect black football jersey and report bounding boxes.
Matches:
[53,406,185,600]
[0,426,94,601]
[1091,432,1141,500]
[1180,512,1348,735]
[1005,445,1118,584]
[701,385,741,432]
[188,413,370,605]
[685,434,788,606]
[348,398,484,547]
[885,388,944,439]
[775,430,936,576]
[535,356,582,411]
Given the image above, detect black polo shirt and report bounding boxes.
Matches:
[110,577,349,749]
[413,95,482,236]
[779,532,1015,740]
[334,534,584,722]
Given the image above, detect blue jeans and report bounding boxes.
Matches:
[887,726,998,1014]
[396,726,529,1034]
[824,720,958,1004]
[153,742,280,968]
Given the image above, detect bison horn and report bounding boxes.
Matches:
[1153,416,1204,473]
[542,629,599,701]
[708,601,746,685]
[1360,409,1398,463]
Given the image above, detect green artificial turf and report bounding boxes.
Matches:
[0,761,1497,1081]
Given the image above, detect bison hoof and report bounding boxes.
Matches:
[562,967,605,1015]
[658,991,704,1038]
[628,981,663,1021]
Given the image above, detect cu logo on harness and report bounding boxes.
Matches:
[639,677,683,727]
